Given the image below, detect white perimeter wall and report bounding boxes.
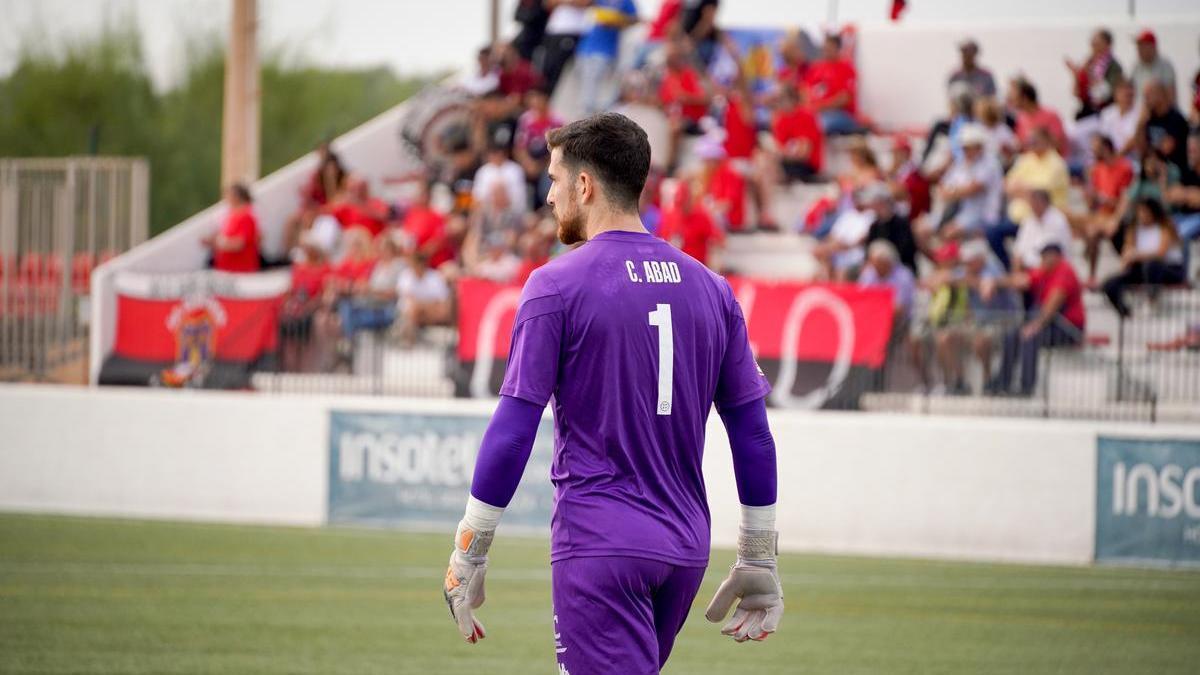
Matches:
[5,384,1200,565]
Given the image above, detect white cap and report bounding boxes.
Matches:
[959,123,988,148]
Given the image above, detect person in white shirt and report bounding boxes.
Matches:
[473,145,529,215]
[397,252,452,345]
[931,124,1004,242]
[1099,79,1140,158]
[1011,189,1073,274]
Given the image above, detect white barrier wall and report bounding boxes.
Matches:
[5,384,1199,565]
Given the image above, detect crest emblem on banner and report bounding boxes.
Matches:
[155,294,227,387]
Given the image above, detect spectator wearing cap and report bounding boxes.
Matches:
[865,181,918,275]
[1008,189,1073,275]
[922,241,972,395]
[1139,81,1190,172]
[859,239,917,324]
[989,243,1085,397]
[513,86,564,209]
[538,0,590,96]
[948,39,996,100]
[807,33,862,136]
[1000,127,1070,260]
[575,0,639,115]
[1130,30,1177,104]
[1065,28,1124,120]
[204,183,261,273]
[1008,78,1068,156]
[472,144,528,216]
[928,123,1004,244]
[887,135,930,222]
[1101,197,1186,317]
[1099,79,1141,158]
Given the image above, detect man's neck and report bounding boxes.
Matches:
[586,210,648,240]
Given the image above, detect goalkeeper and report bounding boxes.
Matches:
[443,112,781,674]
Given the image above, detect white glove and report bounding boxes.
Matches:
[443,520,493,643]
[704,527,783,642]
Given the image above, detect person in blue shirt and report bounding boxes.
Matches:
[576,0,639,114]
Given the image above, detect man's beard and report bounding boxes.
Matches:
[555,199,586,245]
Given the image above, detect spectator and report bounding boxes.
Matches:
[1164,132,1200,269]
[472,232,524,283]
[513,86,564,208]
[1086,134,1134,219]
[496,42,543,102]
[859,239,917,325]
[204,183,260,273]
[1099,79,1141,158]
[465,183,526,269]
[1009,189,1074,275]
[462,46,500,97]
[512,0,551,61]
[285,142,346,251]
[1140,80,1190,172]
[1065,28,1123,119]
[887,135,930,222]
[1008,77,1068,155]
[767,84,823,182]
[1101,197,1186,317]
[813,183,878,281]
[775,32,811,93]
[1192,47,1200,127]
[473,144,528,216]
[920,85,975,171]
[929,123,1004,244]
[327,174,391,238]
[974,97,1018,169]
[279,233,331,372]
[1085,151,1180,284]
[635,0,682,68]
[948,39,996,99]
[807,33,861,135]
[576,0,639,115]
[989,243,1085,397]
[329,228,377,290]
[694,134,747,232]
[865,181,918,275]
[924,242,973,395]
[539,0,591,95]
[337,235,405,343]
[958,239,1020,390]
[659,174,724,268]
[1130,30,1176,103]
[396,252,452,346]
[997,126,1070,263]
[659,39,711,136]
[400,181,455,270]
[613,74,672,172]
[680,0,720,66]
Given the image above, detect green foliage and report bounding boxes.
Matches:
[0,19,431,235]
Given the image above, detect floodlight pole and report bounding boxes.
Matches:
[489,0,501,45]
[221,0,260,189]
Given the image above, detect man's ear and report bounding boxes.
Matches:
[577,170,593,205]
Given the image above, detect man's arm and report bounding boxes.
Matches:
[705,397,782,642]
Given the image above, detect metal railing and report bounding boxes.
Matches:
[0,158,149,383]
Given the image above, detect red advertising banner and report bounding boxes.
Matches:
[455,276,896,407]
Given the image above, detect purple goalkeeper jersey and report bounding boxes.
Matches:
[499,229,770,567]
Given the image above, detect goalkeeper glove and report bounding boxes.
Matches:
[704,526,783,642]
[443,497,502,643]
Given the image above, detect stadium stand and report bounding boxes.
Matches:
[87,8,1200,423]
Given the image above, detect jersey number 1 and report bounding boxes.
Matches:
[648,303,673,416]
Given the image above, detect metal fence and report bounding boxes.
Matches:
[0,157,149,383]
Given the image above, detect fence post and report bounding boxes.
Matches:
[1115,313,1125,402]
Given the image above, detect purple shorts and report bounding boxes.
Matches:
[552,556,707,674]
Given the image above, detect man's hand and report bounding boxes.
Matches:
[443,522,493,644]
[705,528,783,642]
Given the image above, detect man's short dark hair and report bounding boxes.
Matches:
[1093,134,1115,153]
[1017,79,1038,104]
[230,182,252,204]
[546,112,651,212]
[1097,28,1113,45]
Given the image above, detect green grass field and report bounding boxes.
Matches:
[1,514,1198,674]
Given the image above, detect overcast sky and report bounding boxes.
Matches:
[2,0,1198,89]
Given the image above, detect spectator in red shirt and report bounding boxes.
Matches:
[1008,77,1068,155]
[694,134,747,232]
[659,174,724,268]
[775,33,810,94]
[400,180,455,269]
[806,34,862,135]
[204,183,260,273]
[990,243,1084,396]
[496,42,542,101]
[1086,134,1133,215]
[279,233,331,372]
[753,85,823,229]
[329,228,377,288]
[659,39,711,136]
[327,174,391,238]
[513,87,564,209]
[887,135,930,220]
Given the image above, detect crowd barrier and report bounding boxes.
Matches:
[2,384,1196,567]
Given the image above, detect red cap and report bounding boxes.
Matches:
[933,241,961,265]
[1135,30,1156,45]
[892,134,912,152]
